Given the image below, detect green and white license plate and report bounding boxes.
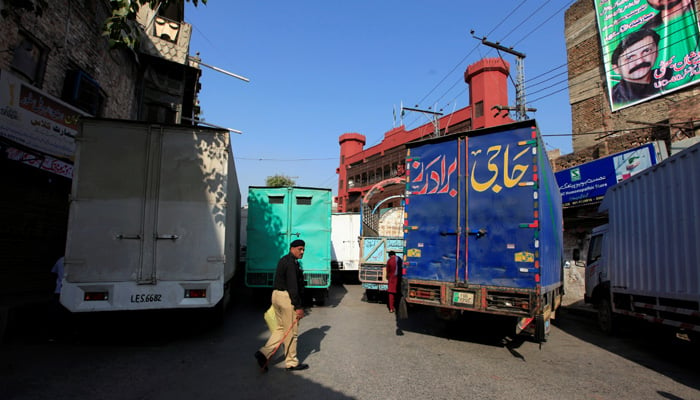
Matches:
[453,291,474,305]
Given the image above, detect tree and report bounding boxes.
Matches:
[266,175,295,187]
[103,0,207,50]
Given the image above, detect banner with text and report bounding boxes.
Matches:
[555,142,663,208]
[594,0,700,111]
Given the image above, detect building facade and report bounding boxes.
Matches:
[0,1,201,317]
[558,0,699,258]
[336,58,515,213]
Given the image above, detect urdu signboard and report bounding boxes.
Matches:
[555,142,667,208]
[594,0,700,111]
[0,69,86,160]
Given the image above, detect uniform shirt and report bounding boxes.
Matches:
[273,253,305,310]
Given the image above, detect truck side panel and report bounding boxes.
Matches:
[602,143,700,301]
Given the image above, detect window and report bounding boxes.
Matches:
[587,234,603,265]
[62,70,105,116]
[11,32,48,86]
[296,196,312,205]
[474,101,484,118]
[268,195,284,204]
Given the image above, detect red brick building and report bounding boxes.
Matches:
[335,58,516,212]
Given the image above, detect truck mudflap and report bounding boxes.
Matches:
[60,278,224,312]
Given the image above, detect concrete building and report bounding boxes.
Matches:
[335,58,515,213]
[0,1,202,330]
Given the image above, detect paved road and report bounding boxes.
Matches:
[1,278,699,399]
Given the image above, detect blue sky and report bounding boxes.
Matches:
[185,0,576,204]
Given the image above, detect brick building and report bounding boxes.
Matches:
[335,58,515,213]
[558,0,699,256]
[560,0,699,169]
[0,1,202,323]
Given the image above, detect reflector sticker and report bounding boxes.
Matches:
[407,248,421,257]
[515,251,534,262]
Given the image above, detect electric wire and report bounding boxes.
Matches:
[404,2,698,139]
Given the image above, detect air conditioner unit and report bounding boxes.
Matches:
[62,70,104,116]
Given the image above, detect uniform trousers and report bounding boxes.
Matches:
[259,289,300,368]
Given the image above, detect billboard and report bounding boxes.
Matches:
[594,0,700,111]
[555,142,666,208]
[0,69,86,160]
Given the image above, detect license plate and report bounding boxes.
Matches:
[130,294,163,303]
[453,291,474,305]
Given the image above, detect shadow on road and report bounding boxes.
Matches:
[555,306,700,391]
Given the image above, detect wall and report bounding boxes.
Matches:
[0,1,139,119]
[563,0,700,162]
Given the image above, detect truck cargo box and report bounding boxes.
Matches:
[403,120,564,338]
[245,186,331,300]
[586,142,700,333]
[62,119,240,312]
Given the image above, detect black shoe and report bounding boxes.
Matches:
[254,351,268,372]
[285,363,309,371]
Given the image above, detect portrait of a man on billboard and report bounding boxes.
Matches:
[595,0,700,111]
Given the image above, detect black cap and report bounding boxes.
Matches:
[290,239,305,248]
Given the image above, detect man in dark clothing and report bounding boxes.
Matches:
[610,29,663,105]
[255,239,308,372]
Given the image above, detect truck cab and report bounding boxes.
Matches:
[584,224,608,305]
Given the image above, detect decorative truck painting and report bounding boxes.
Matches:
[402,120,564,342]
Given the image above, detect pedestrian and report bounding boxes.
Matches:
[385,251,401,313]
[254,239,309,372]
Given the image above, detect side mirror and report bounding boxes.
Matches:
[572,248,581,262]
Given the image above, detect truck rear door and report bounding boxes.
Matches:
[67,123,150,284]
[153,128,228,283]
[67,123,228,285]
[246,187,290,275]
[465,127,537,288]
[405,126,538,289]
[290,188,331,286]
[405,137,465,282]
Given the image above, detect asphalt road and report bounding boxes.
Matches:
[1,275,699,400]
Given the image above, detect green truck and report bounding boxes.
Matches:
[245,186,332,305]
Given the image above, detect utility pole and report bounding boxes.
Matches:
[472,35,536,121]
[401,106,444,137]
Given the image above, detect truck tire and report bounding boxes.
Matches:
[598,298,614,334]
[314,289,329,306]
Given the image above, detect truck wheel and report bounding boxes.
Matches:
[598,298,614,334]
[314,289,329,306]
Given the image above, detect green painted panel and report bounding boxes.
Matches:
[245,187,331,288]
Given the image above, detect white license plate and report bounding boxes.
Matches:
[453,291,474,305]
[130,294,163,303]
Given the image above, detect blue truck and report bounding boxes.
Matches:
[402,120,564,342]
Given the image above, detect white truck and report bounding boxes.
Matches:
[61,119,240,315]
[584,142,700,338]
[331,212,361,274]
